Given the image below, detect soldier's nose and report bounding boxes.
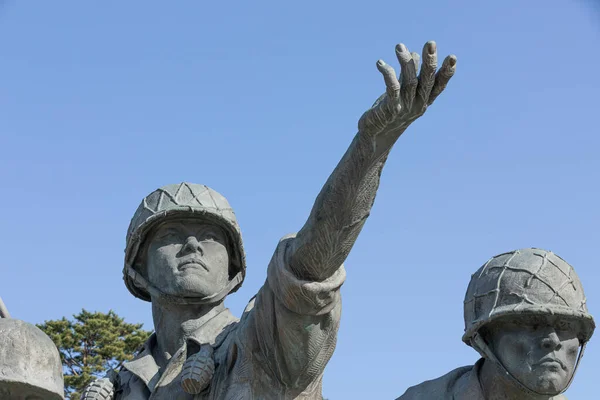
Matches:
[182,236,204,255]
[540,329,561,351]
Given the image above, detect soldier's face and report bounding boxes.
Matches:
[146,219,230,298]
[489,316,581,395]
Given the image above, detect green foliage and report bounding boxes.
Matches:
[37,309,152,399]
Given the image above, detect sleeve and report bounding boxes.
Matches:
[239,234,346,391]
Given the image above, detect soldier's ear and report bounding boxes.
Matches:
[135,245,149,277]
[225,236,238,279]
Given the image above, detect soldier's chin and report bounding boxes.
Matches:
[527,372,568,395]
[175,276,224,299]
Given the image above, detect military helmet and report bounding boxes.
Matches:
[463,248,595,347]
[0,319,64,399]
[124,183,246,303]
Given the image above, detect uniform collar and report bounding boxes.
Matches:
[455,359,567,400]
[454,358,485,399]
[122,307,238,391]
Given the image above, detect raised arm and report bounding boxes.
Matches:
[287,41,456,281]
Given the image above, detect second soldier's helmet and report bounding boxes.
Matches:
[123,183,246,304]
[463,248,595,347]
[0,318,64,399]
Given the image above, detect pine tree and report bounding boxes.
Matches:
[37,309,152,399]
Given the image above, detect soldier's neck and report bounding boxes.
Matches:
[479,359,555,400]
[151,300,225,368]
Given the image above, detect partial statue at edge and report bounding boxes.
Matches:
[82,41,457,399]
[397,249,595,400]
[0,297,65,400]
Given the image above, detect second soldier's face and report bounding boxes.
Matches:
[145,219,230,298]
[489,316,581,395]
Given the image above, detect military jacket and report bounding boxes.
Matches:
[397,359,568,400]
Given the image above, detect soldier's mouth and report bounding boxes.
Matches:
[533,358,565,371]
[179,259,209,272]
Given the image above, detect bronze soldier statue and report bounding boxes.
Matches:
[83,40,457,399]
[397,249,595,400]
[0,298,65,400]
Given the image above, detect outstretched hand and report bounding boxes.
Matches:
[358,41,456,139]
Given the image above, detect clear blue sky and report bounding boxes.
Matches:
[1,1,599,398]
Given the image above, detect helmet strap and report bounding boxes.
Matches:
[124,264,243,305]
[562,340,587,393]
[472,332,586,397]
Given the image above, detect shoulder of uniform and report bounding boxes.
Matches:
[397,365,473,400]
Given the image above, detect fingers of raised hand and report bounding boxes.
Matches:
[376,60,400,99]
[396,43,418,111]
[428,54,457,106]
[411,52,420,75]
[417,41,438,103]
[362,42,456,135]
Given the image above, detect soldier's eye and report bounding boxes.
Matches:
[157,230,180,241]
[557,321,571,331]
[200,228,223,243]
[203,233,218,242]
